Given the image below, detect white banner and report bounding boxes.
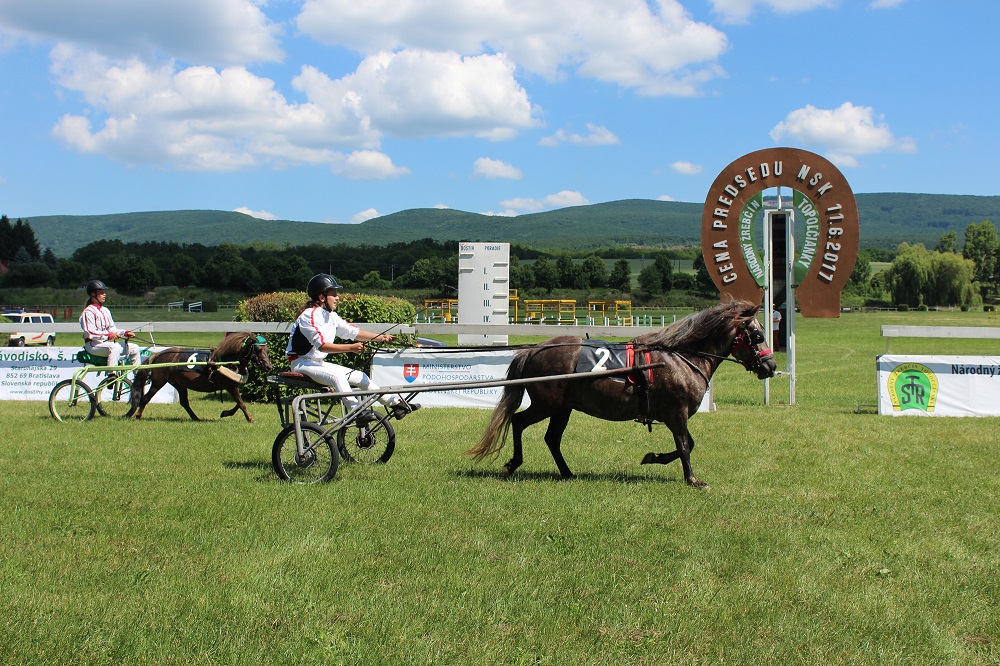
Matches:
[0,346,175,403]
[372,348,523,409]
[877,354,1000,417]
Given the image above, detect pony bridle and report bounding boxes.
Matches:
[731,321,775,376]
[242,335,269,368]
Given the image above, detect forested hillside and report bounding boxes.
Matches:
[18,193,1000,257]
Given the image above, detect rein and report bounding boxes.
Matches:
[668,350,712,388]
[206,334,268,369]
[658,324,771,379]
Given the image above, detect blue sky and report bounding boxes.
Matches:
[0,0,996,225]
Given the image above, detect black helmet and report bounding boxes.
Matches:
[307,273,343,301]
[86,279,108,294]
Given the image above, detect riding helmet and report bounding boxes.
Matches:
[307,273,343,301]
[86,279,109,294]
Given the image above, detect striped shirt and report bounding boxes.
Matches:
[79,303,125,343]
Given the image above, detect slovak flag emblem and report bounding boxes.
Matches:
[403,364,419,383]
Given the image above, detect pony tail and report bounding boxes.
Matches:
[465,352,529,461]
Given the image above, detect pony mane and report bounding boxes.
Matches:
[636,299,760,350]
[212,331,255,359]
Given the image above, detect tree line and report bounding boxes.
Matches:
[4,212,998,307]
[871,221,998,308]
[0,217,698,297]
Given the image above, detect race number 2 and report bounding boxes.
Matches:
[591,347,610,372]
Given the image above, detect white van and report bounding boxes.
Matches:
[2,311,57,346]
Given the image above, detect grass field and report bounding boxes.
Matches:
[2,309,999,665]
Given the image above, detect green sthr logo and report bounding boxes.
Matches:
[894,370,933,412]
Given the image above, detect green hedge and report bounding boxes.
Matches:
[234,292,416,402]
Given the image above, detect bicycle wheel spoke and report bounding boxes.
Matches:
[338,413,395,464]
[48,379,96,422]
[96,376,133,418]
[272,423,338,483]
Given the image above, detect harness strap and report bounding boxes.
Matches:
[672,351,711,389]
[625,342,654,426]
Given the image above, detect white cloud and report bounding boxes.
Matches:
[870,0,908,8]
[12,0,738,186]
[500,190,588,213]
[296,0,729,97]
[234,207,277,220]
[671,161,703,175]
[473,157,522,180]
[0,0,282,65]
[294,50,537,141]
[333,151,410,179]
[433,203,450,209]
[539,123,619,147]
[47,44,527,173]
[49,46,351,170]
[350,208,380,223]
[657,195,676,201]
[770,102,917,167]
[709,0,836,24]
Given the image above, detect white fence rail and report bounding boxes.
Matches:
[1,321,662,338]
[881,325,1000,353]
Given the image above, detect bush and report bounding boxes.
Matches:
[916,304,929,311]
[234,291,416,402]
[897,304,909,312]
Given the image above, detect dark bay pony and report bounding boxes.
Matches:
[466,300,776,488]
[130,332,273,422]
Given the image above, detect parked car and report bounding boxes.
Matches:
[2,310,57,347]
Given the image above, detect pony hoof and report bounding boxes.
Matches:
[500,465,515,478]
[640,452,657,465]
[687,478,710,490]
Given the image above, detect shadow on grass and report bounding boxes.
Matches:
[223,459,283,484]
[223,460,270,471]
[451,467,680,484]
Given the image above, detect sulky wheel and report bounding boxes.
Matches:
[338,412,395,464]
[49,379,96,422]
[272,422,339,483]
[95,375,134,418]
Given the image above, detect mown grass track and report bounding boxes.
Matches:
[2,309,998,665]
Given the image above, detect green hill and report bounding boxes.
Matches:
[24,193,1000,257]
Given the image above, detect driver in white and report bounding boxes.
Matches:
[286,273,420,423]
[79,279,141,371]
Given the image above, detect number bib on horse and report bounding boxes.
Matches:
[575,341,652,384]
[182,350,213,375]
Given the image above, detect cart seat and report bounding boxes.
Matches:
[267,372,331,391]
[76,349,108,366]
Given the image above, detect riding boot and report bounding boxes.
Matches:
[391,400,422,420]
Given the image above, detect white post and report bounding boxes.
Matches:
[786,206,797,405]
[763,207,773,405]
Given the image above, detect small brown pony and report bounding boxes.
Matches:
[466,300,776,488]
[130,332,273,422]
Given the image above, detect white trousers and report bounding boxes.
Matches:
[86,340,141,369]
[290,358,399,408]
